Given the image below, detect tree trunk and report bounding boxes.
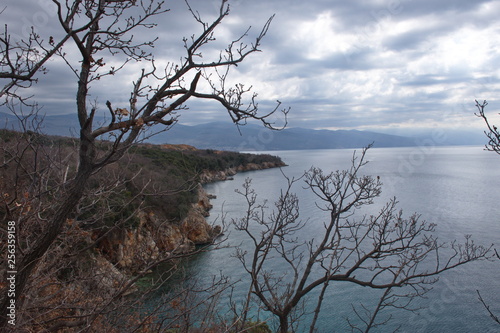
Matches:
[0,136,95,328]
[279,315,289,333]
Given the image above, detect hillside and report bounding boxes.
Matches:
[3,112,485,150]
[1,126,285,224]
[0,130,284,287]
[149,122,420,150]
[0,129,285,331]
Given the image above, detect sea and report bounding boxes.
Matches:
[176,146,500,332]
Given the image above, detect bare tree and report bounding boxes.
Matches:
[0,0,288,329]
[474,99,500,326]
[233,146,490,333]
[0,124,219,330]
[475,99,500,156]
[474,99,500,261]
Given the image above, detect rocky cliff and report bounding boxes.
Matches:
[97,160,285,274]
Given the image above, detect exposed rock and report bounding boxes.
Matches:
[212,225,223,238]
[92,253,133,293]
[94,160,282,277]
[181,184,220,245]
[175,239,196,254]
[178,162,285,245]
[156,223,185,252]
[181,209,213,244]
[98,211,173,272]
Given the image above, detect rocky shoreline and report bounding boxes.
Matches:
[198,160,286,183]
[95,160,285,277]
[184,160,286,244]
[180,160,287,247]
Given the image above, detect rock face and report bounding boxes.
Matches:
[97,212,162,272]
[97,183,220,273]
[181,184,219,245]
[96,161,282,273]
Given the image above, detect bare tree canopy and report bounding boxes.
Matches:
[232,146,490,332]
[475,100,500,155]
[474,99,500,328]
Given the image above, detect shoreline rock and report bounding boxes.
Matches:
[95,160,284,275]
[180,161,287,247]
[181,184,219,245]
[198,160,286,183]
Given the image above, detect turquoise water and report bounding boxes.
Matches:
[189,146,500,332]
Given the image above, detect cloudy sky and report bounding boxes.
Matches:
[3,0,500,134]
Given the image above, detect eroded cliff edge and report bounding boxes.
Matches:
[94,145,285,275]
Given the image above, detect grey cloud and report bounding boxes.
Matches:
[398,74,474,87]
[396,0,492,18]
[383,28,442,52]
[2,0,499,133]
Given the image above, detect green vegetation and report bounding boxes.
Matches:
[127,144,284,221]
[1,128,284,225]
[132,145,283,174]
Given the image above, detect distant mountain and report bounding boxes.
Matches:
[0,112,486,150]
[148,122,419,150]
[0,112,81,137]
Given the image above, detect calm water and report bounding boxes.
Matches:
[192,146,500,332]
